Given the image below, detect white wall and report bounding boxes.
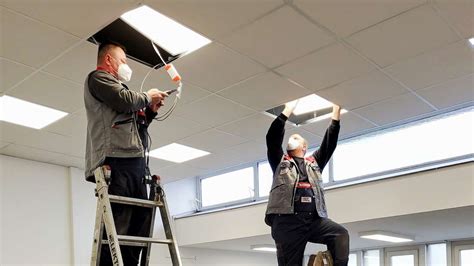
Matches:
[68,167,96,266]
[153,247,276,266]
[0,155,73,265]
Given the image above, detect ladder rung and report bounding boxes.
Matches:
[109,195,163,208]
[118,235,173,245]
[102,240,147,247]
[101,236,173,247]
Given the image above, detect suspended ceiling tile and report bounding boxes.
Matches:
[346,5,460,67]
[276,43,375,91]
[1,7,79,68]
[317,70,407,110]
[218,71,312,111]
[0,58,35,93]
[417,74,474,110]
[220,6,334,68]
[353,93,434,125]
[1,0,138,37]
[174,94,256,128]
[294,0,426,37]
[173,43,266,92]
[145,0,283,39]
[385,40,474,90]
[9,71,83,113]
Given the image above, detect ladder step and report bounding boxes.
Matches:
[102,240,147,247]
[108,195,163,208]
[118,235,173,245]
[102,236,173,247]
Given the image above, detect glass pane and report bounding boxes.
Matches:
[364,250,380,266]
[201,167,254,207]
[258,161,273,198]
[348,253,357,266]
[333,108,473,181]
[391,255,414,266]
[460,249,474,266]
[427,243,447,266]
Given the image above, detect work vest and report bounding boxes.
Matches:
[265,154,328,223]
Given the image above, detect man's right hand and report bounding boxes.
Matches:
[147,89,168,105]
[282,100,299,118]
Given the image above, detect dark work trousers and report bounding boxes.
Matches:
[271,213,349,266]
[100,157,152,266]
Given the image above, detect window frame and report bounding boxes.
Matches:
[197,163,258,210]
[451,240,474,266]
[384,245,425,266]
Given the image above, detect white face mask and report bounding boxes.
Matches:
[287,137,301,151]
[117,63,132,82]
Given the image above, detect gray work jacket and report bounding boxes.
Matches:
[83,70,151,181]
[265,155,327,225]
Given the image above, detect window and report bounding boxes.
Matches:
[348,253,358,266]
[453,241,474,266]
[364,249,381,266]
[460,249,474,266]
[427,243,447,266]
[385,246,423,266]
[390,254,415,266]
[198,107,472,211]
[200,167,254,208]
[333,108,473,181]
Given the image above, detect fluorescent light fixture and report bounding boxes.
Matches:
[309,108,348,122]
[290,94,333,115]
[251,245,277,253]
[469,37,474,46]
[121,5,211,56]
[0,95,68,129]
[265,94,347,126]
[360,231,414,243]
[149,143,210,163]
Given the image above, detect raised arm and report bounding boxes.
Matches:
[266,101,298,173]
[313,105,341,170]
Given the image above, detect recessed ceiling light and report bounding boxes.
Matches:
[264,94,347,126]
[0,95,68,129]
[251,245,277,253]
[360,231,414,243]
[121,5,211,56]
[290,94,333,115]
[149,143,210,163]
[469,37,474,46]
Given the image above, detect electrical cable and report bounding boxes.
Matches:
[139,41,183,122]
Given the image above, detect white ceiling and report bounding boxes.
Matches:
[1,0,473,182]
[184,206,474,255]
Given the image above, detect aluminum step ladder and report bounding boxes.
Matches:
[90,166,182,266]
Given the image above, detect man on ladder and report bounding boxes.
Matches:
[84,41,168,265]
